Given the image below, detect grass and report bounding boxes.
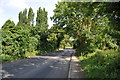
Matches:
[1,48,59,63]
[79,49,120,78]
[25,51,39,57]
[1,54,18,63]
[2,51,39,63]
[1,49,59,63]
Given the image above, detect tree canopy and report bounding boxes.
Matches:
[51,2,120,54]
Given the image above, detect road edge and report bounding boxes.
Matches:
[68,52,73,79]
[68,53,84,78]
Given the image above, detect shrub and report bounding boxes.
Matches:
[79,49,120,78]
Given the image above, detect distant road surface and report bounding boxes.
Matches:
[2,48,75,78]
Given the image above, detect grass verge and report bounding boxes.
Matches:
[2,51,39,63]
[79,49,120,78]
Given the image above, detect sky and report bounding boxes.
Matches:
[0,0,60,28]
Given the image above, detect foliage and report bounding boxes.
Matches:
[17,8,28,25]
[2,54,18,62]
[52,2,120,78]
[60,34,72,49]
[51,2,119,55]
[79,49,120,78]
[1,7,59,62]
[1,2,120,79]
[28,7,34,26]
[2,51,39,63]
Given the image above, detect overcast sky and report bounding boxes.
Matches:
[0,0,60,28]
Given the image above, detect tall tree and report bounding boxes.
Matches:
[18,11,23,25]
[36,7,43,26]
[42,8,48,29]
[28,7,34,26]
[22,8,28,24]
[18,8,28,25]
[36,7,48,30]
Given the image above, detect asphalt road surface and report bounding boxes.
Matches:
[2,48,75,78]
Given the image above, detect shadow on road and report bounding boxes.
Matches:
[2,49,76,78]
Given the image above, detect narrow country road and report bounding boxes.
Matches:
[1,48,83,78]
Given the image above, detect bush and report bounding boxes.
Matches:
[2,54,18,62]
[79,49,120,78]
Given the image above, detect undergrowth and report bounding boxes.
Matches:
[79,49,120,79]
[2,51,39,63]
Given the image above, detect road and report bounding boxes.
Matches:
[2,48,76,78]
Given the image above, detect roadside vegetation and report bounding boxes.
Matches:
[79,49,120,78]
[51,2,120,78]
[1,1,120,79]
[0,7,70,63]
[1,7,72,63]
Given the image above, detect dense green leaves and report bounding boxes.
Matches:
[18,8,28,25]
[1,2,120,78]
[28,7,34,26]
[79,50,120,78]
[1,7,57,59]
[2,20,15,29]
[52,2,120,54]
[51,2,120,78]
[36,7,48,29]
